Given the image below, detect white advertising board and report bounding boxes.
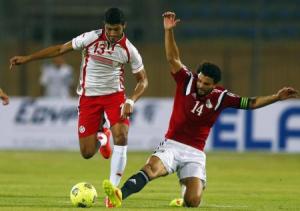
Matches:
[0,97,299,152]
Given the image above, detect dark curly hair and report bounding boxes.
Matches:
[196,62,222,84]
[104,8,126,25]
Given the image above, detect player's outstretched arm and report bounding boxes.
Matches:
[249,87,299,109]
[163,11,183,73]
[0,88,9,105]
[9,41,73,70]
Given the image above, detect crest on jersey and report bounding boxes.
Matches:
[205,99,213,109]
[79,125,86,133]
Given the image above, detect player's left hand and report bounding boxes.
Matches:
[120,100,134,120]
[276,87,299,100]
[0,88,9,105]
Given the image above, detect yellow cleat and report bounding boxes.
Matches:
[102,179,122,208]
[169,198,184,207]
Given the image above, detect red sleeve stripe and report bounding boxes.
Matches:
[81,52,89,96]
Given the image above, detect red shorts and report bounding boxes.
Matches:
[77,92,130,138]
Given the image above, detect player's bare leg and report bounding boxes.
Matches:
[180,177,204,207]
[111,123,128,146]
[78,114,112,159]
[79,135,99,159]
[142,155,168,179]
[79,129,112,159]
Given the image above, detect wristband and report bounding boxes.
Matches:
[125,99,135,107]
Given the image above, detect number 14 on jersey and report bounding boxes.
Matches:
[191,101,204,116]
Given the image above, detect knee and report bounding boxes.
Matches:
[184,195,201,207]
[142,164,158,180]
[80,148,94,159]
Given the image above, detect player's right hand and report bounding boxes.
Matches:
[162,11,180,30]
[276,87,299,100]
[9,56,29,70]
[120,103,133,120]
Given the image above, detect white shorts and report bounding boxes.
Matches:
[152,139,206,183]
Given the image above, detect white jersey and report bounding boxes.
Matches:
[40,63,73,98]
[72,29,144,96]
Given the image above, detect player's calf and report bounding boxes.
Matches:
[110,123,128,145]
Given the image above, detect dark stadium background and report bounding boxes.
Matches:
[1,0,299,97]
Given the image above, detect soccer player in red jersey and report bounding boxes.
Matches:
[0,88,9,105]
[102,11,298,208]
[9,8,148,205]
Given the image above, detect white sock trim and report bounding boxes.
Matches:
[113,145,128,154]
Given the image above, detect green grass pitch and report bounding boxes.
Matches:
[0,151,299,210]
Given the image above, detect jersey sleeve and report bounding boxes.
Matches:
[128,42,144,73]
[72,30,98,50]
[221,91,250,109]
[171,66,192,85]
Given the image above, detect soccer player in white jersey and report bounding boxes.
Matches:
[10,8,148,207]
[0,88,9,105]
[101,11,299,208]
[40,56,74,98]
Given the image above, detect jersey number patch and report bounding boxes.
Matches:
[191,101,204,116]
[93,42,115,55]
[93,42,106,55]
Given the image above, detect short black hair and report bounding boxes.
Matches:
[196,62,222,84]
[104,8,125,25]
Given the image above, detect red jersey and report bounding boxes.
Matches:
[165,67,247,151]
